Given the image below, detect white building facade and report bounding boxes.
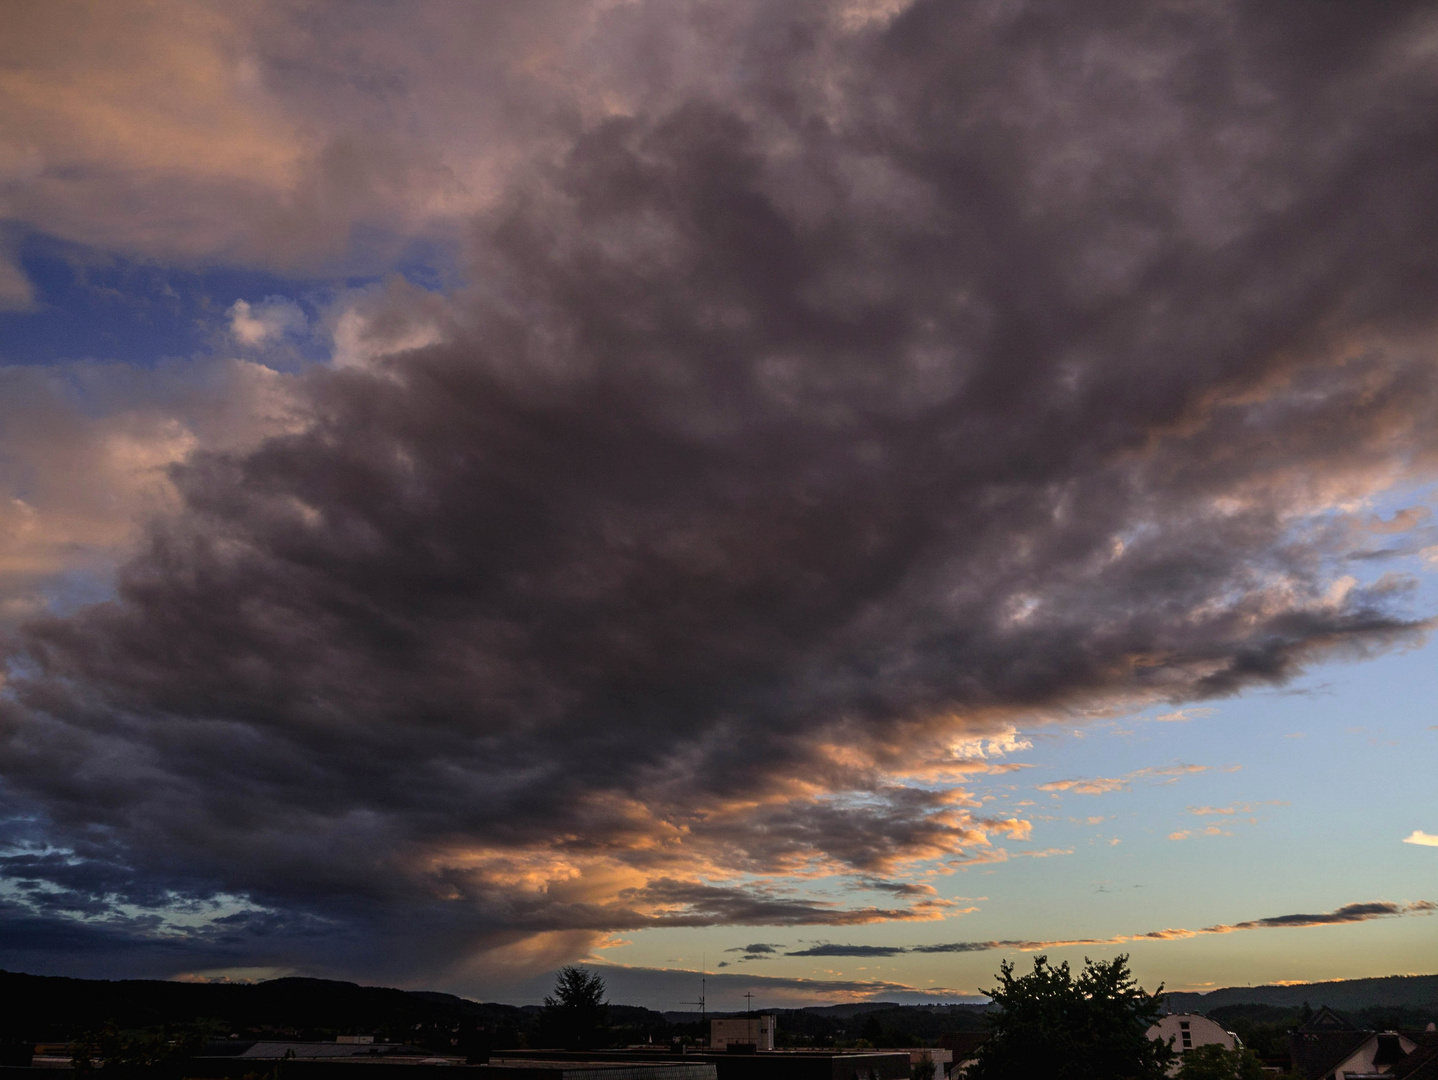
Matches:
[1147,1014,1238,1073]
[710,1016,776,1051]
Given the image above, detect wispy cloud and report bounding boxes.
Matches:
[786,944,910,958]
[772,901,1436,959]
[1403,831,1438,847]
[1187,805,1252,816]
[1038,778,1128,795]
[852,879,939,897]
[1039,764,1208,797]
[1168,828,1231,841]
[946,848,1072,868]
[1202,901,1437,932]
[1138,765,1210,784]
[1152,708,1215,724]
[722,942,785,962]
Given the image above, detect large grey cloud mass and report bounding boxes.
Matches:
[2,0,1437,991]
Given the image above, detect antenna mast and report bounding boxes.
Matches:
[681,963,707,1045]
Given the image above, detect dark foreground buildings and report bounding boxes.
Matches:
[1288,1007,1438,1080]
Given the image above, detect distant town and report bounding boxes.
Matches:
[1,967,1435,1080]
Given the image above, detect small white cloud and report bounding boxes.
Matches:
[331,307,443,368]
[229,297,308,348]
[0,251,35,312]
[328,278,448,370]
[1402,830,1438,847]
[1152,707,1214,723]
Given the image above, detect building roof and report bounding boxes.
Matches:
[1389,1034,1438,1080]
[1301,1007,1362,1033]
[1375,1034,1411,1068]
[231,1042,434,1060]
[480,1062,718,1080]
[937,1033,987,1058]
[1290,1030,1374,1080]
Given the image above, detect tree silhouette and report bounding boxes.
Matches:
[1176,1044,1266,1080]
[542,966,609,1050]
[966,955,1175,1080]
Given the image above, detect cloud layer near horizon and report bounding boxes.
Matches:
[2,0,1438,994]
[781,900,1438,958]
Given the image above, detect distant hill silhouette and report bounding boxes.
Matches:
[1164,974,1438,1013]
[0,970,533,1042]
[4,967,1431,1047]
[0,969,999,1052]
[663,1001,988,1022]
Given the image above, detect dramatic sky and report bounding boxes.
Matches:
[0,0,1435,1010]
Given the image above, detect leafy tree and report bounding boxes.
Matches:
[966,955,1176,1080]
[1176,1043,1265,1080]
[542,966,609,1050]
[913,1051,937,1080]
[71,1024,205,1077]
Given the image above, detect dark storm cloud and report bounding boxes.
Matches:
[566,879,956,930]
[3,0,1438,988]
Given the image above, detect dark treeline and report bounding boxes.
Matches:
[0,971,542,1059]
[767,1005,989,1047]
[0,970,985,1057]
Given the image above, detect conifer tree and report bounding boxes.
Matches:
[542,966,609,1050]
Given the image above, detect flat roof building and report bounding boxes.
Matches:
[710,1017,775,1052]
[481,1062,717,1080]
[489,1048,911,1080]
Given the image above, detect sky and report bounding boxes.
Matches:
[0,0,1435,1013]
